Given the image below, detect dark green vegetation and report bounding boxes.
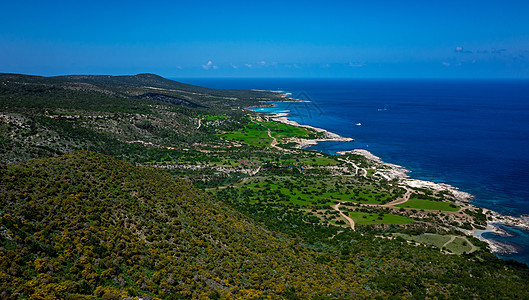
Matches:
[0,152,374,299]
[227,175,401,207]
[2,73,529,299]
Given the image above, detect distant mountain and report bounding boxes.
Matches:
[0,72,277,165]
[52,73,282,108]
[1,73,282,109]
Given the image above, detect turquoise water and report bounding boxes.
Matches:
[179,78,529,266]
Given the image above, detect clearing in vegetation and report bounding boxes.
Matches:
[395,233,477,254]
[396,198,460,211]
[349,211,414,225]
[222,119,313,147]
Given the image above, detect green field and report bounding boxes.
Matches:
[279,156,340,166]
[257,121,313,140]
[235,176,399,207]
[201,114,229,121]
[395,233,475,254]
[223,120,313,147]
[396,233,451,248]
[350,212,414,225]
[396,198,460,211]
[444,237,475,254]
[223,122,272,146]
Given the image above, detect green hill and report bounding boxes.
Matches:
[1,73,282,110]
[2,152,529,299]
[0,151,373,299]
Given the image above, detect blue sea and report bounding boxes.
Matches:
[179,78,529,266]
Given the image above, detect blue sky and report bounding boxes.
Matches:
[1,0,528,78]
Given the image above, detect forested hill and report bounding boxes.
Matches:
[0,73,279,165]
[1,73,282,109]
[53,73,273,99]
[0,151,374,299]
[2,151,529,299]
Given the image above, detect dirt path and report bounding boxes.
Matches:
[385,186,413,207]
[442,236,478,254]
[442,236,457,248]
[249,165,261,176]
[265,127,296,153]
[331,203,355,231]
[439,235,478,254]
[196,118,202,130]
[462,237,478,253]
[267,128,278,148]
[337,157,368,178]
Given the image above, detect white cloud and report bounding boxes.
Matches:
[348,62,365,67]
[455,46,472,54]
[231,64,239,69]
[202,60,217,70]
[258,61,266,66]
[245,63,253,68]
[442,62,451,67]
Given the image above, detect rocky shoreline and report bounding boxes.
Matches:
[338,149,474,203]
[337,150,529,255]
[267,110,354,148]
[255,101,529,258]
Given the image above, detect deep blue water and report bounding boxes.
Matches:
[178,78,529,266]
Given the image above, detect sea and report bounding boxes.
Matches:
[178,78,529,266]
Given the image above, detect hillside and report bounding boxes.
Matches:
[2,152,529,299]
[0,151,374,299]
[1,73,282,110]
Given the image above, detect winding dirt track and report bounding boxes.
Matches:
[442,236,478,254]
[442,236,457,248]
[331,203,355,231]
[337,157,368,177]
[267,128,279,148]
[384,186,413,207]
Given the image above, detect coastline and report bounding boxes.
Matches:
[252,101,529,258]
[338,150,529,256]
[266,110,354,147]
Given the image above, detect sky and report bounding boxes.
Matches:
[1,0,529,78]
